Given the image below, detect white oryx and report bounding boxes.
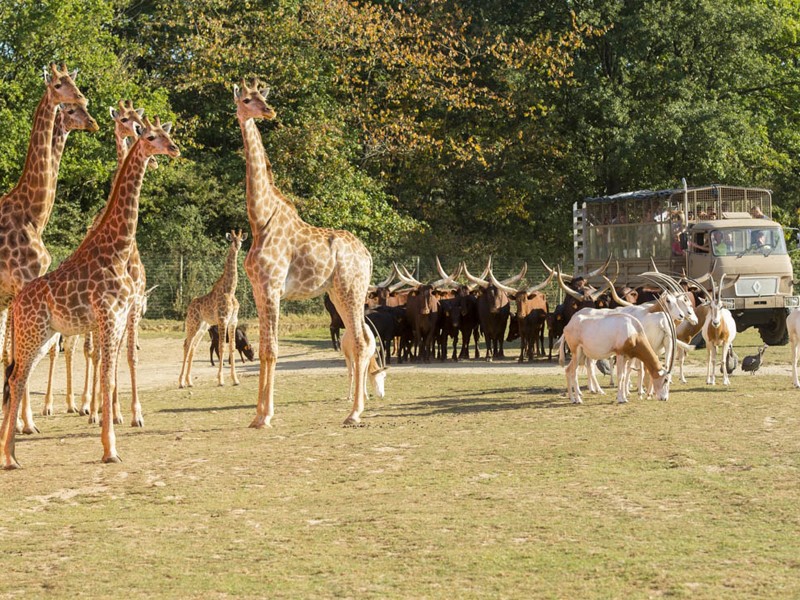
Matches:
[701,274,738,386]
[559,306,676,404]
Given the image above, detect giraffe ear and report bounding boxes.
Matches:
[132,122,142,136]
[161,122,173,134]
[69,69,78,81]
[241,232,248,242]
[233,84,241,100]
[226,232,233,242]
[135,108,145,117]
[110,107,118,120]
[43,66,52,85]
[260,86,271,99]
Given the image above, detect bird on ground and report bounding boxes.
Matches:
[741,345,767,374]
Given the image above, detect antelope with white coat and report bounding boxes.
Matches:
[702,274,737,385]
[559,304,676,405]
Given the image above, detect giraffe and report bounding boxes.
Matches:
[0,64,89,433]
[233,78,375,427]
[0,116,179,468]
[37,103,100,417]
[179,229,247,388]
[80,100,157,428]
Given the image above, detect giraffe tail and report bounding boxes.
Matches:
[3,360,14,408]
[363,320,386,399]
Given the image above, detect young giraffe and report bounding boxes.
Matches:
[0,117,179,468]
[38,103,100,417]
[233,79,375,427]
[179,229,247,388]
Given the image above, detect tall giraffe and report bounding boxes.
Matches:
[0,65,88,357]
[233,79,375,427]
[80,100,156,428]
[178,229,247,388]
[0,117,179,468]
[38,103,99,417]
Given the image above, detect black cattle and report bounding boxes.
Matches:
[403,285,441,362]
[209,325,255,366]
[365,305,407,365]
[473,284,511,361]
[447,286,481,361]
[323,293,345,350]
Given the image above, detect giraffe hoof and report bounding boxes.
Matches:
[102,454,122,464]
[42,407,53,417]
[131,418,144,428]
[88,415,99,425]
[66,406,78,414]
[249,416,271,429]
[3,460,21,470]
[22,425,40,435]
[343,414,361,426]
[233,380,241,386]
[113,416,124,425]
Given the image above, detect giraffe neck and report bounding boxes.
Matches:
[39,111,71,233]
[84,139,150,263]
[4,94,56,229]
[215,244,239,294]
[114,127,128,165]
[239,116,280,233]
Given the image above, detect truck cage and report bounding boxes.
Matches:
[573,184,773,282]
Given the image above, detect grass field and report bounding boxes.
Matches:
[0,321,798,599]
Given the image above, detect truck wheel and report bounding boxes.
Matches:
[758,315,789,346]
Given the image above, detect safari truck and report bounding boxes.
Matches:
[573,183,800,345]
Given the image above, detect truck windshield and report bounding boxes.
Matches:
[709,227,787,256]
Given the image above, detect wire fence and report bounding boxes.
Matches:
[139,254,572,320]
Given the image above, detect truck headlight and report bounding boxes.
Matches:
[785,296,800,308]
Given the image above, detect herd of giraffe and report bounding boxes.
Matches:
[0,67,380,469]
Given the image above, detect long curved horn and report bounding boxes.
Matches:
[501,262,527,286]
[432,257,462,288]
[640,271,681,294]
[462,261,489,289]
[557,268,583,301]
[395,263,423,288]
[589,278,612,303]
[649,256,660,273]
[603,276,634,307]
[656,295,678,374]
[585,255,612,278]
[542,258,571,283]
[489,269,519,295]
[372,265,398,290]
[720,273,739,292]
[525,269,554,294]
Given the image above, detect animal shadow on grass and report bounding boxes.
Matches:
[383,386,579,417]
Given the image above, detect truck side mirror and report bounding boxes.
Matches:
[680,231,688,250]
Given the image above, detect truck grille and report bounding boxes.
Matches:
[734,277,778,297]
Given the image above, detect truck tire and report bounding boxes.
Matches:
[758,314,789,346]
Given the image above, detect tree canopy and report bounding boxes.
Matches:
[1,0,800,314]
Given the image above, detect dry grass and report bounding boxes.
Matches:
[0,326,798,598]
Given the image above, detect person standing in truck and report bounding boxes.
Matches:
[751,206,767,219]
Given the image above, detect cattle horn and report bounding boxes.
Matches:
[584,255,612,279]
[488,269,519,295]
[556,267,584,301]
[370,265,398,291]
[525,269,554,294]
[462,261,489,290]
[541,258,571,283]
[501,262,527,286]
[433,256,462,288]
[604,276,634,307]
[394,263,423,288]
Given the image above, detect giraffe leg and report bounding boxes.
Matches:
[228,318,240,386]
[64,335,79,413]
[331,289,370,425]
[179,310,202,388]
[88,332,102,424]
[97,324,122,464]
[112,334,125,425]
[250,293,279,429]
[79,332,94,415]
[127,302,144,427]
[216,318,227,386]
[42,343,59,416]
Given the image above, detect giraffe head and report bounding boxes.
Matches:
[60,103,99,133]
[225,229,248,251]
[109,99,145,138]
[233,78,276,121]
[110,100,158,169]
[136,116,180,158]
[43,62,86,106]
